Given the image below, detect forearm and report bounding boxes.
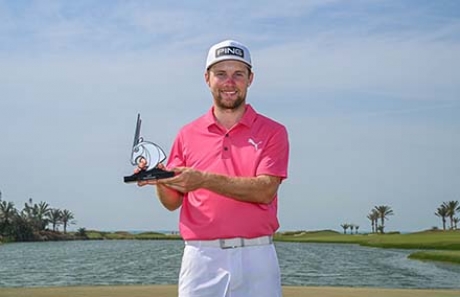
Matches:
[201,172,280,204]
[156,184,183,211]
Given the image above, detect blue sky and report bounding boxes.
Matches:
[1,0,459,233]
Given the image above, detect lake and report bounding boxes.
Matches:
[1,240,459,288]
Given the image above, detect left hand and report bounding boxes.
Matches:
[156,167,204,193]
[136,162,165,187]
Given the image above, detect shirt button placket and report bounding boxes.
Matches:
[222,133,231,159]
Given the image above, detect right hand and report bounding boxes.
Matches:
[136,159,168,187]
[134,157,148,174]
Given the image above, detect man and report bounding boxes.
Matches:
[138,39,289,297]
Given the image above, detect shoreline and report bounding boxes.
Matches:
[2,230,460,266]
[1,285,460,297]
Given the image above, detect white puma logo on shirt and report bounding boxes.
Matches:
[248,138,262,151]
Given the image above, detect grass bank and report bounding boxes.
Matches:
[84,230,181,240]
[408,250,460,264]
[275,229,460,250]
[275,229,460,265]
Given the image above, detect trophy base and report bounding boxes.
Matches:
[124,167,175,183]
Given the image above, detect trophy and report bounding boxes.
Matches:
[123,114,174,183]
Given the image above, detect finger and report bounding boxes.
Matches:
[138,178,160,186]
[156,178,173,185]
[137,157,148,169]
[170,167,186,173]
[157,174,182,184]
[135,161,147,173]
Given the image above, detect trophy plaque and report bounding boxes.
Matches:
[123,114,174,183]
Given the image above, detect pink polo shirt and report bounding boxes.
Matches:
[166,104,289,240]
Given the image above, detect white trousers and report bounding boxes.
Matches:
[178,242,282,297]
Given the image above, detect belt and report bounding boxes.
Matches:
[185,235,273,249]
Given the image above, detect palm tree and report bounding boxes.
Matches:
[0,200,17,236]
[340,223,349,234]
[1,197,78,241]
[22,199,50,231]
[61,209,75,233]
[36,201,51,230]
[12,212,35,241]
[22,198,32,215]
[367,210,379,233]
[0,200,16,224]
[355,225,360,234]
[76,227,88,239]
[443,201,459,230]
[453,217,459,230]
[435,204,449,230]
[349,224,355,234]
[374,205,394,233]
[22,198,38,229]
[48,209,62,231]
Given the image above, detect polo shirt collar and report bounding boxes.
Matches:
[204,104,257,128]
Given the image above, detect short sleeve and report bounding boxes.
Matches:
[256,126,289,180]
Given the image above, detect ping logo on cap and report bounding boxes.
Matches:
[215,46,244,59]
[206,40,251,69]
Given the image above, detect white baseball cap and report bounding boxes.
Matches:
[205,40,252,70]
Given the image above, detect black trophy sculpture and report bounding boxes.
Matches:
[123,114,174,183]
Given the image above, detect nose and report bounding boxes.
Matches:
[224,76,236,85]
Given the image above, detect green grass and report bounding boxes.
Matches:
[134,231,181,240]
[85,230,106,240]
[408,250,460,264]
[84,230,181,240]
[360,230,460,250]
[104,231,136,240]
[275,229,460,250]
[275,229,366,244]
[275,229,460,265]
[160,228,458,265]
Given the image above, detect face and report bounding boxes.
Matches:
[205,60,254,111]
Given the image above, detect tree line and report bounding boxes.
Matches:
[434,200,460,230]
[367,205,394,233]
[341,205,394,234]
[342,200,460,234]
[0,190,76,242]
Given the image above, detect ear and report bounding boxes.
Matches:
[248,72,254,87]
[204,71,210,86]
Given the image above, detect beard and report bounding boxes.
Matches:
[214,93,246,110]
